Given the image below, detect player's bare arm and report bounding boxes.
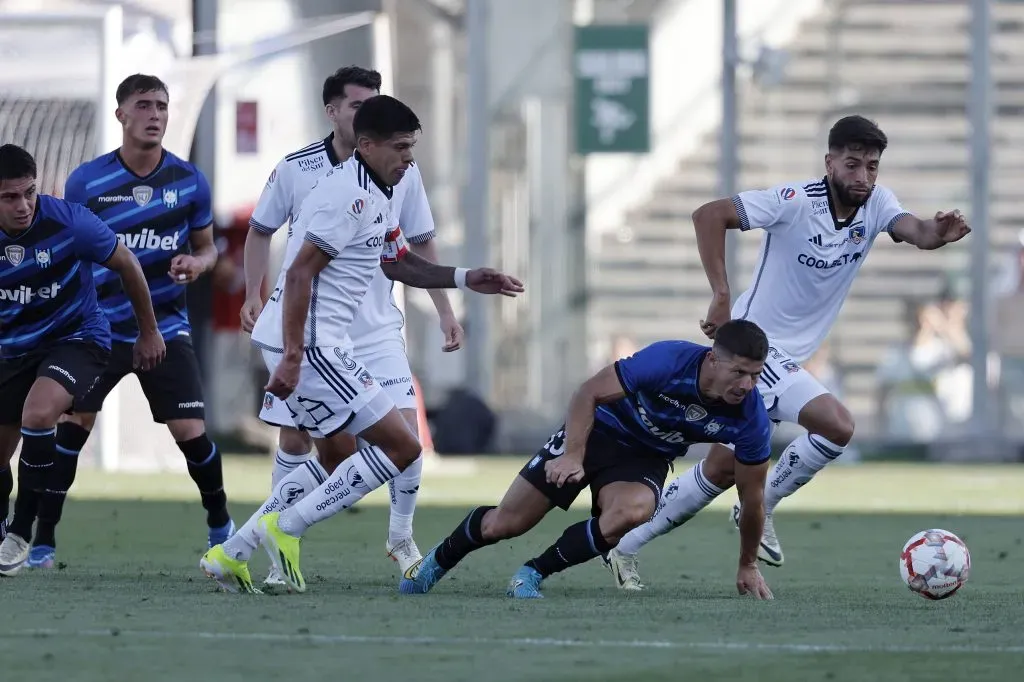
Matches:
[266,241,329,399]
[240,227,274,332]
[380,250,525,297]
[408,239,464,352]
[102,243,166,370]
[170,225,218,284]
[890,210,971,250]
[546,364,627,488]
[692,198,744,338]
[734,458,773,600]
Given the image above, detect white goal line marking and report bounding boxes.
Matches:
[12,629,1024,655]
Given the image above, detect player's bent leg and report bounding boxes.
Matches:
[385,407,422,572]
[274,426,314,485]
[399,473,555,595]
[1,377,74,576]
[610,457,730,590]
[509,481,655,600]
[0,425,22,545]
[167,418,234,547]
[29,417,92,568]
[750,393,853,567]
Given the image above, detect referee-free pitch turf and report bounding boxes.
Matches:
[1,458,1022,682]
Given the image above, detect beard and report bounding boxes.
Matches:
[831,177,873,207]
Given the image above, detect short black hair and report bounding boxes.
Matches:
[353,95,421,142]
[828,115,888,155]
[116,73,169,105]
[322,66,382,106]
[712,319,769,362]
[0,144,37,182]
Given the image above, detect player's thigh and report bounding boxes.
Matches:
[588,443,668,537]
[137,339,206,425]
[72,342,133,421]
[758,345,829,425]
[357,344,419,413]
[25,342,110,427]
[517,425,590,513]
[349,401,420,469]
[0,353,40,426]
[594,480,661,541]
[481,474,556,541]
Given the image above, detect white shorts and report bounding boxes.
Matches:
[258,346,395,438]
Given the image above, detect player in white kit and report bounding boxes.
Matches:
[239,67,460,584]
[200,95,523,594]
[603,115,971,590]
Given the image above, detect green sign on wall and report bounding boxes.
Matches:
[574,24,650,154]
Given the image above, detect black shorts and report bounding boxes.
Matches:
[0,341,110,425]
[519,424,670,514]
[75,338,205,422]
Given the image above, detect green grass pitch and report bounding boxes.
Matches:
[2,457,1023,682]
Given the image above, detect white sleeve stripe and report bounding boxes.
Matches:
[406,230,435,244]
[731,196,751,231]
[884,211,912,233]
[305,232,339,258]
[249,218,280,235]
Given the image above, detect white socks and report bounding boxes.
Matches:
[222,459,328,561]
[616,459,725,556]
[279,446,400,535]
[387,454,421,542]
[272,448,313,487]
[764,434,844,515]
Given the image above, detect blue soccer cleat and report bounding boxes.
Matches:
[208,519,236,549]
[27,545,55,569]
[398,546,447,594]
[506,565,545,599]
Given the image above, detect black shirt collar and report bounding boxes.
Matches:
[353,150,393,199]
[323,132,340,167]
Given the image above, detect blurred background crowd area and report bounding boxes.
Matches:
[2,0,1023,469]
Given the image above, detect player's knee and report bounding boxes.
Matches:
[279,427,312,455]
[387,435,422,471]
[64,412,96,432]
[480,507,527,541]
[600,496,657,543]
[701,453,735,489]
[21,403,60,430]
[819,405,855,447]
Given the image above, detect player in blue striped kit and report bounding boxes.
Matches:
[399,319,776,600]
[0,144,164,575]
[24,74,232,568]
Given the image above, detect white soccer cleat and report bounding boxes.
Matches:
[603,547,645,591]
[0,533,31,577]
[731,503,784,567]
[386,537,423,574]
[263,563,289,589]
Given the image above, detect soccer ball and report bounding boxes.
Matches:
[899,529,971,600]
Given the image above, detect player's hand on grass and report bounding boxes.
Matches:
[700,293,731,339]
[545,455,584,488]
[934,209,971,244]
[169,254,203,284]
[466,268,525,298]
[440,313,464,352]
[266,356,300,399]
[240,296,264,334]
[736,564,773,600]
[133,331,166,371]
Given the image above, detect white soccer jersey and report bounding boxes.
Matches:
[249,134,436,351]
[251,153,408,352]
[249,134,341,238]
[347,162,435,350]
[730,176,911,363]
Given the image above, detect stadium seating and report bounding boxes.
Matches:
[590,0,1024,433]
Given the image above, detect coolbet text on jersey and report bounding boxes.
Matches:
[0,195,118,357]
[730,176,911,363]
[64,149,213,343]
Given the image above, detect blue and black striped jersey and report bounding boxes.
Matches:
[0,194,118,357]
[595,340,772,464]
[64,149,212,343]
